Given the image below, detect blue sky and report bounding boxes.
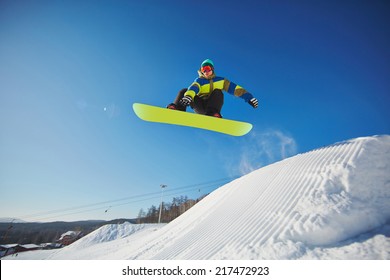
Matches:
[1,0,389,222]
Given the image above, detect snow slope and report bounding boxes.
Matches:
[7,135,390,260]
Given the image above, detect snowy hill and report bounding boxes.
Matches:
[6,135,390,260]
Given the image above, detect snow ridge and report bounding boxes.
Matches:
[7,135,390,260]
[133,135,390,259]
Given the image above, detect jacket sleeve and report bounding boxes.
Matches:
[184,79,201,99]
[223,79,254,102]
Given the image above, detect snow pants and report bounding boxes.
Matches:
[173,88,224,115]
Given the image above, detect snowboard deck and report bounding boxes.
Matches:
[133,103,252,136]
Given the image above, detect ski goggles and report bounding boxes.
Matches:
[201,65,213,73]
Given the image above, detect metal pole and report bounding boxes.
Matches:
[158,184,167,223]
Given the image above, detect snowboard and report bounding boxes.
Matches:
[133,103,252,136]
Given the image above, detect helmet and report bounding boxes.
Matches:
[201,59,214,69]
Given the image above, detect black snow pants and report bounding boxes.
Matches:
[173,88,224,115]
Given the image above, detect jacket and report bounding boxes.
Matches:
[184,70,254,102]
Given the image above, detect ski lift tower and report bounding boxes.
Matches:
[158,184,167,223]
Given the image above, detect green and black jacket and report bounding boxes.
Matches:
[184,71,254,102]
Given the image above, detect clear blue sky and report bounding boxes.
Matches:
[1,0,389,222]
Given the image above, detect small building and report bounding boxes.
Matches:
[58,231,83,246]
[0,244,41,258]
[0,244,18,257]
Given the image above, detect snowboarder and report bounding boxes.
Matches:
[167,59,258,118]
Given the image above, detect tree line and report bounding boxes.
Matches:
[136,195,207,224]
[0,219,135,245]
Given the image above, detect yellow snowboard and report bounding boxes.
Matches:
[133,103,252,136]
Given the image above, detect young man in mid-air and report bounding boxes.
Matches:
[167,59,258,118]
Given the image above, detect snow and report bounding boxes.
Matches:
[4,135,390,260]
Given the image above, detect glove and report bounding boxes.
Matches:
[180,95,193,107]
[248,97,259,108]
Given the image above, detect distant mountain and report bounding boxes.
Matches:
[0,218,27,223]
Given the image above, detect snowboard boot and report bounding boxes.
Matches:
[211,112,222,118]
[206,111,222,118]
[167,103,177,110]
